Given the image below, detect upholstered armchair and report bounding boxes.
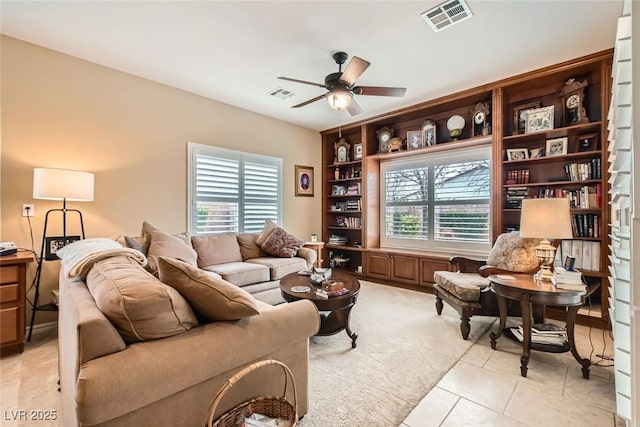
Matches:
[433,232,541,340]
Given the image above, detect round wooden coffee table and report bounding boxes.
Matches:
[280,271,360,348]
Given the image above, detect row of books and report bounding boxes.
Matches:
[556,240,600,271]
[536,184,602,209]
[505,169,530,184]
[571,214,600,238]
[504,187,528,208]
[511,323,568,346]
[564,158,601,181]
[334,216,362,228]
[331,199,362,211]
[327,234,348,245]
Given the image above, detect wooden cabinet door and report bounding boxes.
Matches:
[420,258,449,286]
[391,256,419,285]
[366,253,390,280]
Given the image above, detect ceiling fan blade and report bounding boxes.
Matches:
[339,56,370,86]
[346,97,364,116]
[277,76,326,88]
[291,94,325,108]
[353,86,407,97]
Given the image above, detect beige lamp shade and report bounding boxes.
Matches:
[33,168,94,201]
[519,198,573,239]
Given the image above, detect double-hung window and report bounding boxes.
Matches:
[188,142,282,235]
[380,145,491,255]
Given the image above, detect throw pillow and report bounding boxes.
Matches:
[260,227,304,258]
[147,230,198,274]
[486,232,541,272]
[87,256,198,343]
[123,221,190,256]
[157,257,261,321]
[255,218,278,245]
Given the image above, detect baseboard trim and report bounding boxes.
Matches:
[26,321,58,336]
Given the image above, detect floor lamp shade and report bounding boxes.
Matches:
[33,168,94,201]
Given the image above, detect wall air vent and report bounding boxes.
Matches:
[268,87,295,100]
[421,0,473,32]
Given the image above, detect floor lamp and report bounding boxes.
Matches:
[28,167,94,341]
[519,198,574,281]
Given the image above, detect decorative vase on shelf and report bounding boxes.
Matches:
[447,115,466,140]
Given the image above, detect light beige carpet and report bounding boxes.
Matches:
[300,281,494,427]
[0,281,493,427]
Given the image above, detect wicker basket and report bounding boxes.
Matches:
[206,359,297,427]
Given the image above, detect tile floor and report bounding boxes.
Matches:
[401,319,618,427]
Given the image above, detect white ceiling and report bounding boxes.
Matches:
[0,0,623,132]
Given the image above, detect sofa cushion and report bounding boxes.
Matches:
[433,271,489,302]
[260,227,304,258]
[157,257,260,321]
[191,233,243,268]
[486,232,541,272]
[246,257,307,280]
[147,230,198,275]
[86,256,198,343]
[256,218,278,245]
[202,262,270,286]
[237,232,267,260]
[242,280,286,305]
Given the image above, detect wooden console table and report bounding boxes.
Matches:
[488,273,595,379]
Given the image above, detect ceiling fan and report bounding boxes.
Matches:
[278,51,406,116]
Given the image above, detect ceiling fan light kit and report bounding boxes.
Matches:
[278,51,406,116]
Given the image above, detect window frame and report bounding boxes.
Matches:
[380,144,492,256]
[187,142,283,236]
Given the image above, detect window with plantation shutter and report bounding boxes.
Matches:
[381,145,491,255]
[188,142,282,235]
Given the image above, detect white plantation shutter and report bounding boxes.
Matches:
[189,143,282,235]
[381,145,491,255]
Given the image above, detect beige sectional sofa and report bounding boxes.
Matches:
[57,225,320,427]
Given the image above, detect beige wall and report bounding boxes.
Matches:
[1,36,322,322]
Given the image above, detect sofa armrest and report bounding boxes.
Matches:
[296,247,317,268]
[449,256,486,274]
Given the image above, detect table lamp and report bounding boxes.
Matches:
[519,198,573,281]
[29,167,94,341]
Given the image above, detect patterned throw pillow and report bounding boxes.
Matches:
[260,227,304,258]
[486,232,541,272]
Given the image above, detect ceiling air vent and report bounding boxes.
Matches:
[421,0,473,32]
[268,87,295,100]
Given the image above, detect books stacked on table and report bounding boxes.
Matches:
[551,266,586,291]
[315,287,349,299]
[511,323,568,346]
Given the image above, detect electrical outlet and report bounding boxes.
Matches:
[22,204,35,217]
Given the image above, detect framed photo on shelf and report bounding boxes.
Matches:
[512,101,542,134]
[353,142,363,160]
[506,148,529,161]
[524,106,554,133]
[576,132,599,152]
[45,235,81,260]
[421,120,437,146]
[331,185,346,196]
[294,165,314,197]
[406,130,423,150]
[529,147,545,158]
[545,137,568,156]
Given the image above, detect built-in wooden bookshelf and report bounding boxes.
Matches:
[320,49,613,327]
